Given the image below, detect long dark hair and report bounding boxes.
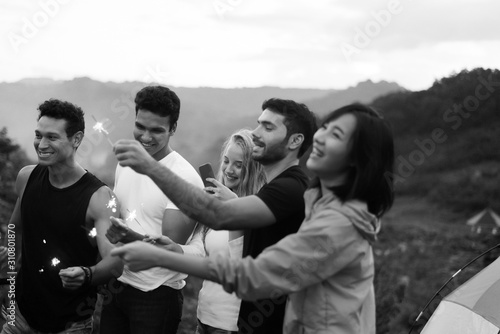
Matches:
[313,103,395,217]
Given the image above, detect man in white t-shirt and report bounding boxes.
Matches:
[101,86,204,334]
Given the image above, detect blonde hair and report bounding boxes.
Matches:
[216,128,267,197]
[200,129,267,242]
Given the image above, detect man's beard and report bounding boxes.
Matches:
[253,137,288,165]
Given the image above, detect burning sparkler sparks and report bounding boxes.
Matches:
[126,209,137,222]
[92,122,109,135]
[51,257,60,267]
[107,196,118,213]
[91,115,114,147]
[88,227,97,238]
[125,209,145,230]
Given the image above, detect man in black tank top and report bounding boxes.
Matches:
[0,99,123,334]
[112,98,317,333]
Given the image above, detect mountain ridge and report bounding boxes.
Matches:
[0,77,404,184]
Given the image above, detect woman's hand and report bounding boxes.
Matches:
[111,241,165,272]
[204,178,238,201]
[143,234,183,253]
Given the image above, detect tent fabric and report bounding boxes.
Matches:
[421,256,500,333]
[446,257,500,323]
[466,208,500,227]
[421,301,499,334]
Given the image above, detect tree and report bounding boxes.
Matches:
[0,127,19,169]
[0,127,30,203]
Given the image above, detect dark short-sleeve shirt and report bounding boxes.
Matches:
[238,165,309,334]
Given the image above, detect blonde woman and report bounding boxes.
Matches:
[146,129,266,334]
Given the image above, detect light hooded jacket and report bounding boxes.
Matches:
[207,186,380,334]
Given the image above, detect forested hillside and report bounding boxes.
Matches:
[373,67,499,215]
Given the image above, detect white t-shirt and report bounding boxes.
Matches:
[197,230,243,331]
[114,151,204,292]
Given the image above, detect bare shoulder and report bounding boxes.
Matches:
[88,185,119,220]
[89,185,115,209]
[16,165,36,196]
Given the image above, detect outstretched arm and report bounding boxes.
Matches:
[113,140,275,230]
[111,241,212,279]
[111,211,363,301]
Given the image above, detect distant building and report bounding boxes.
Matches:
[466,208,500,235]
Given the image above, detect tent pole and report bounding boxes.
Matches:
[408,242,500,334]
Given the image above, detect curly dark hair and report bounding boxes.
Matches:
[134,86,180,131]
[37,99,85,137]
[261,98,317,158]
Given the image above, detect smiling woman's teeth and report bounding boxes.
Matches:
[311,147,323,157]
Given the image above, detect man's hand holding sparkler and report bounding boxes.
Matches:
[59,267,86,290]
[114,139,158,176]
[106,217,146,244]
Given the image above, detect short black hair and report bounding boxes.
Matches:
[262,98,317,157]
[134,86,180,131]
[37,99,85,137]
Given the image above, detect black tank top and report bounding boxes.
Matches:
[17,165,105,332]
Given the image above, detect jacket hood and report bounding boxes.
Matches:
[339,200,380,243]
[306,187,381,243]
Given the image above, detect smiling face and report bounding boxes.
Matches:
[34,116,79,166]
[251,108,289,165]
[221,142,244,191]
[133,109,174,161]
[307,113,357,187]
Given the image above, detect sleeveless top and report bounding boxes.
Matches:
[17,165,105,332]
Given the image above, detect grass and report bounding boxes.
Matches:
[373,195,499,333]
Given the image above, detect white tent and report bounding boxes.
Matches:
[467,208,500,234]
[421,256,500,333]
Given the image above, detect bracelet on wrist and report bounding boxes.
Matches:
[79,266,92,287]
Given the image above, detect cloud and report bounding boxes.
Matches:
[0,0,499,91]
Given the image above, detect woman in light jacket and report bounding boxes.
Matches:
[112,103,395,334]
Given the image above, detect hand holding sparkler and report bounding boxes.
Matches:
[59,266,86,290]
[113,139,157,175]
[105,217,145,244]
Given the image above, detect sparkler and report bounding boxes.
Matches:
[91,115,114,147]
[126,209,145,230]
[51,257,60,267]
[88,227,97,238]
[107,196,118,213]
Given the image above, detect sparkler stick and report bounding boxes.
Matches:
[126,209,145,230]
[91,115,114,147]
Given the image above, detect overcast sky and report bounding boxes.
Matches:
[1,0,499,91]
